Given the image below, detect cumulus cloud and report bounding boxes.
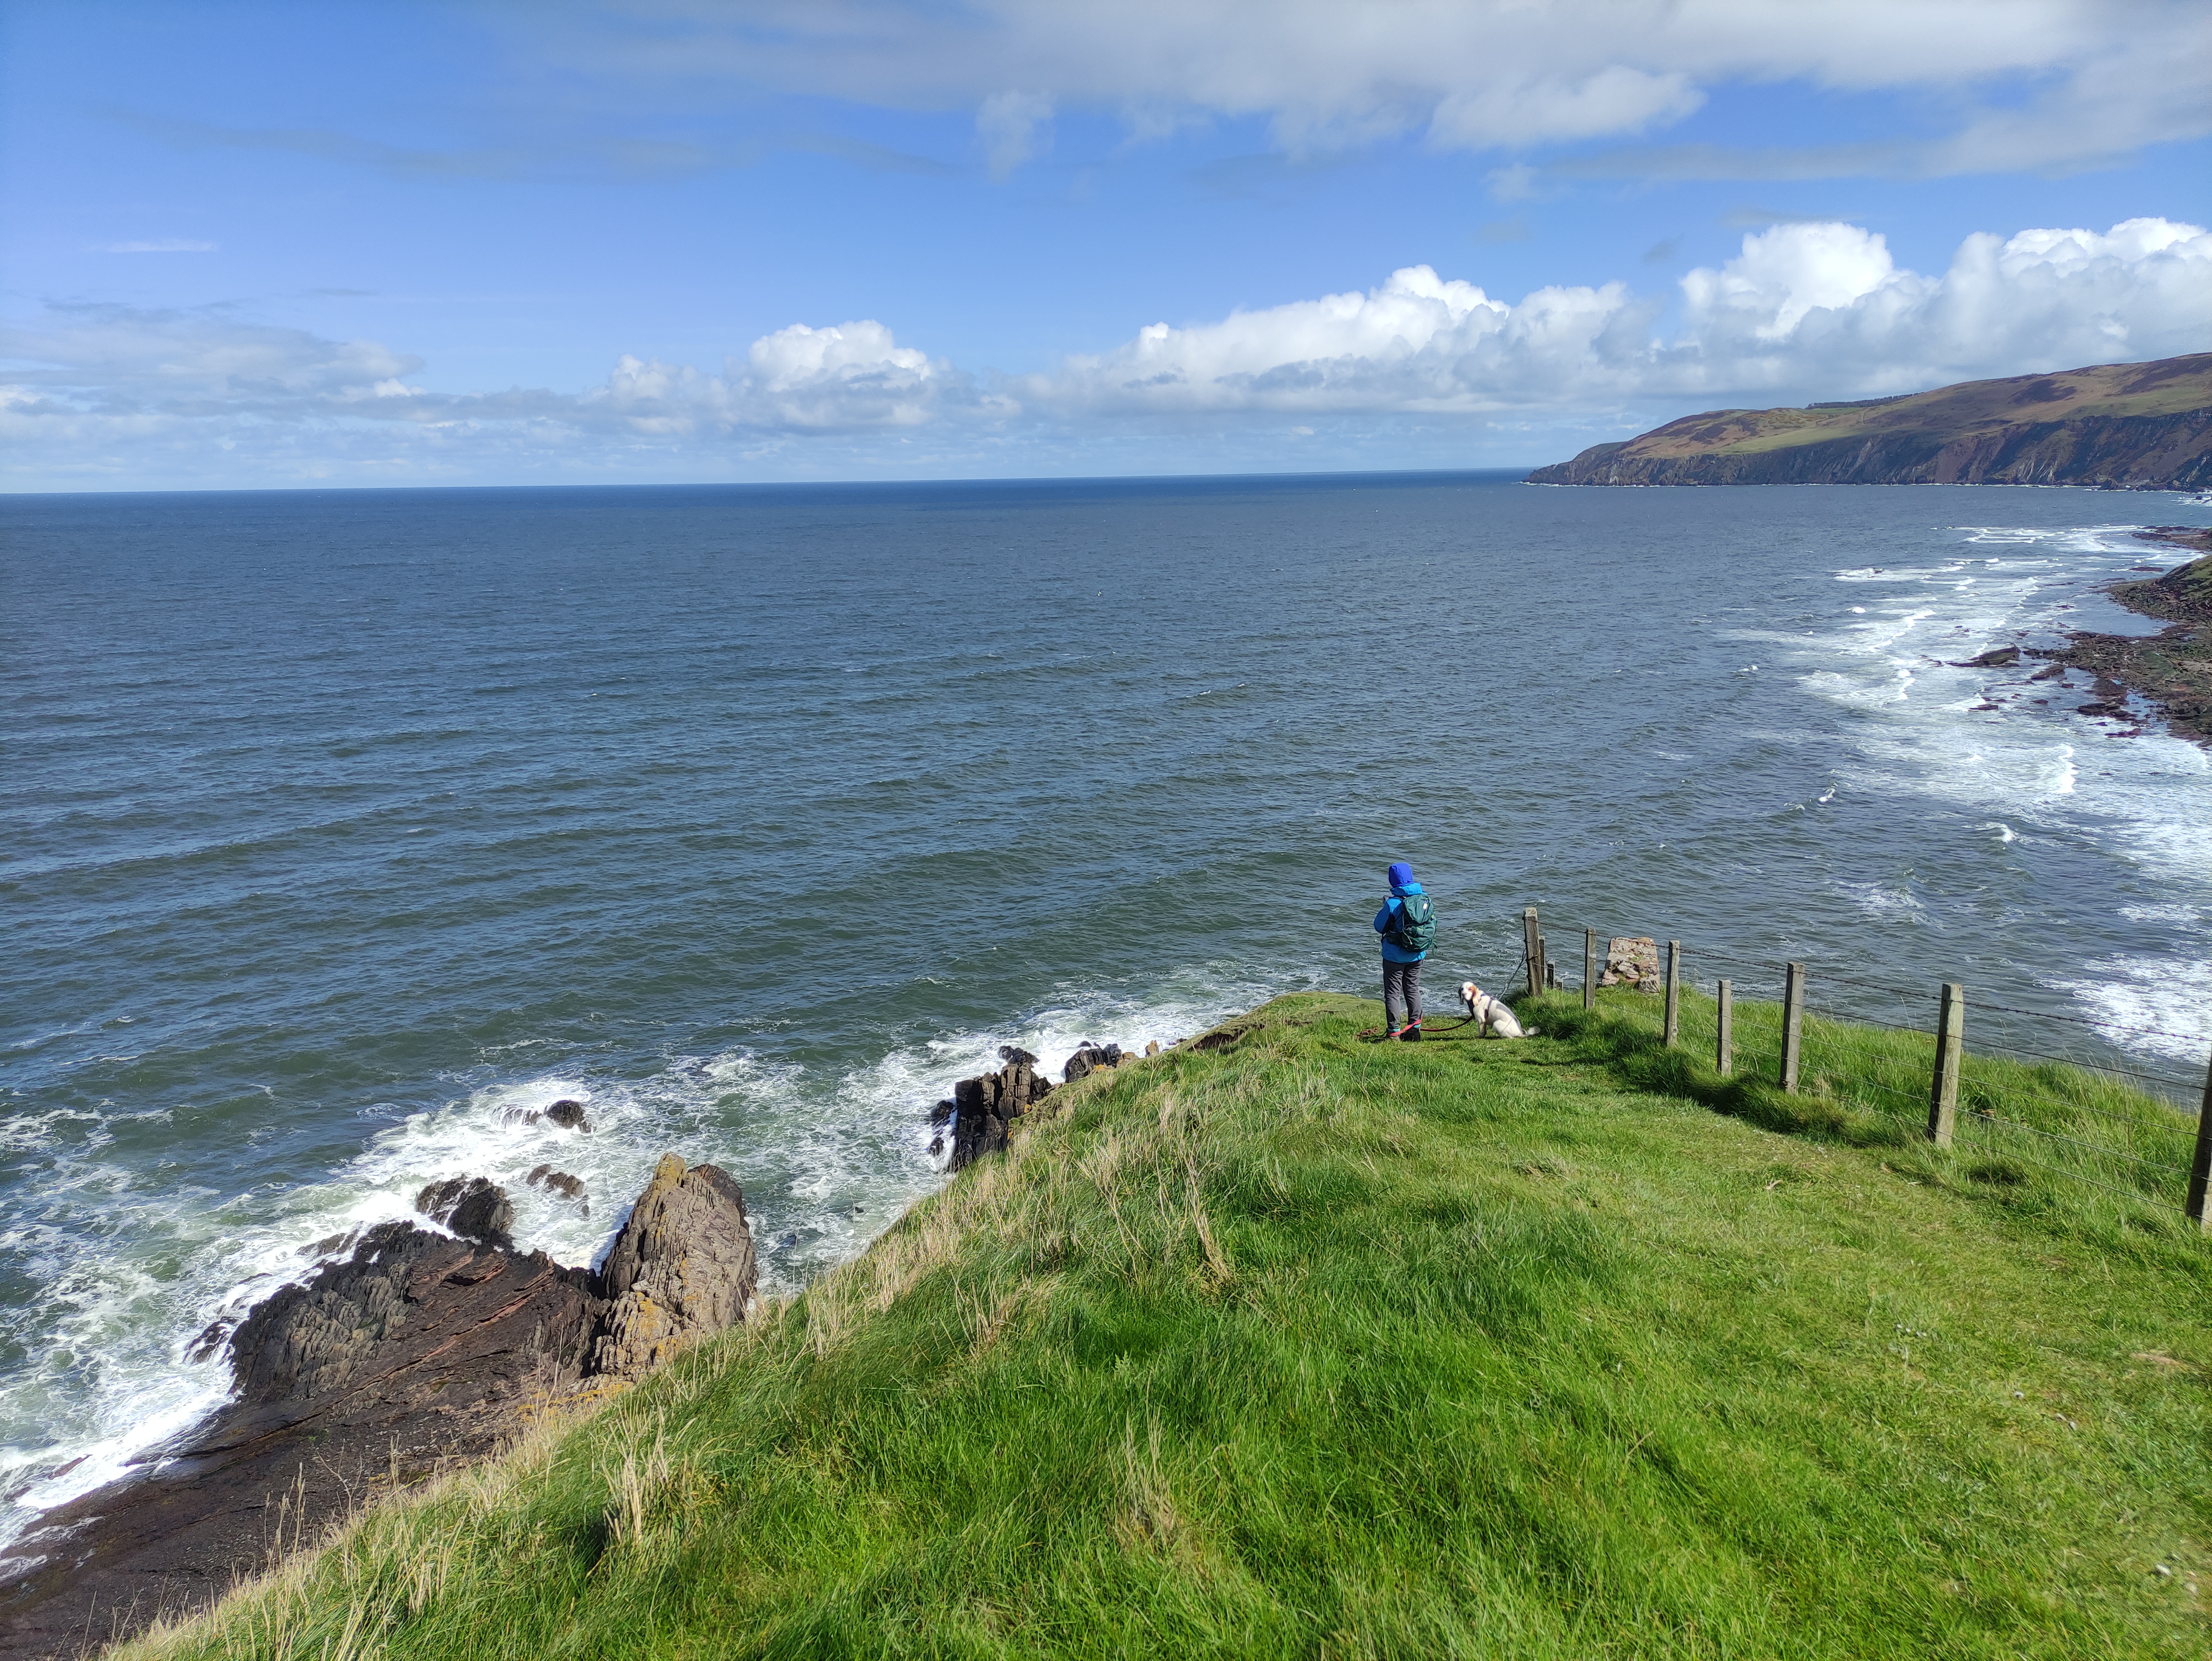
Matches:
[1020,217,2212,415]
[0,306,991,483]
[6,217,2207,485]
[545,0,2212,174]
[593,319,990,431]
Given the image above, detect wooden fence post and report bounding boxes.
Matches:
[1583,929,1596,1011]
[1780,962,1805,1093]
[2187,1054,2212,1233]
[1663,941,1681,1046]
[1522,908,1541,998]
[1927,982,1963,1147]
[1715,980,1733,1076]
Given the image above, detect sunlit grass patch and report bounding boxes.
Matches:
[122,992,2212,1660]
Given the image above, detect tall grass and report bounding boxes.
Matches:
[118,991,2212,1659]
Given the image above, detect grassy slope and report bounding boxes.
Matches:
[124,991,2212,1660]
[1604,354,2212,463]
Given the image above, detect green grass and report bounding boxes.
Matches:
[125,990,2212,1660]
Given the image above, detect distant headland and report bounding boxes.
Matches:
[1529,353,2212,489]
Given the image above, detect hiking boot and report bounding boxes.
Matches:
[1402,1025,1423,1042]
[1382,1028,1401,1042]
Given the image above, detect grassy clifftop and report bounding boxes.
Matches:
[125,990,2212,1659]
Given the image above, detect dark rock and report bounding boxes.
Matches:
[543,1099,591,1130]
[1062,1042,1123,1083]
[945,1052,1058,1171]
[297,1228,357,1259]
[929,1099,955,1127]
[525,1164,586,1203]
[413,1176,515,1251]
[2077,701,2125,717]
[186,1319,233,1365]
[1953,645,2020,668]
[997,1045,1038,1065]
[227,1220,596,1410]
[2029,662,2066,681]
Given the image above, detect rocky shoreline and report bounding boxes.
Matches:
[0,1018,1184,1660]
[0,1154,755,1660]
[0,1028,1174,1659]
[2029,527,2212,747]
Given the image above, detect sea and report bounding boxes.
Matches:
[4,473,2210,1554]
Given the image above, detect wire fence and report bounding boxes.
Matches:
[1528,915,2211,1227]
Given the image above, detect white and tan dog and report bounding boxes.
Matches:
[1461,982,1538,1039]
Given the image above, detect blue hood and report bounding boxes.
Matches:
[1387,862,1415,891]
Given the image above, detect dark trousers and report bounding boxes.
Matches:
[1382,959,1424,1029]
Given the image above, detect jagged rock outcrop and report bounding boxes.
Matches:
[226,1221,596,1410]
[929,1040,1159,1172]
[1062,1042,1124,1083]
[1598,938,1661,993]
[413,1174,516,1248]
[592,1154,757,1377]
[941,1053,1055,1171]
[1529,355,2212,489]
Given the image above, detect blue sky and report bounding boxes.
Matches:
[3,0,2209,489]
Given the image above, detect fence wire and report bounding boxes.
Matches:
[1557,920,2208,1223]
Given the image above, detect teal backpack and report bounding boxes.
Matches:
[1389,893,1436,954]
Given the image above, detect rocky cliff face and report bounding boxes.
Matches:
[593,1155,758,1377]
[0,1155,754,1660]
[1532,410,2212,489]
[1528,355,2212,489]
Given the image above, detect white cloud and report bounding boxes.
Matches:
[1428,67,1703,149]
[550,0,2212,173]
[593,319,987,430]
[976,90,1054,178]
[1,304,421,404]
[1020,216,2212,415]
[0,306,995,484]
[6,217,2207,486]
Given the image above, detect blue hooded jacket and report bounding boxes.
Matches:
[1374,863,1429,963]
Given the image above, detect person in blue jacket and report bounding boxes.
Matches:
[1373,861,1435,1041]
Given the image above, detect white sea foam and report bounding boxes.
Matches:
[1790,520,2212,1062]
[2044,957,2212,1072]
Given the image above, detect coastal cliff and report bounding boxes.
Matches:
[1528,354,2212,488]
